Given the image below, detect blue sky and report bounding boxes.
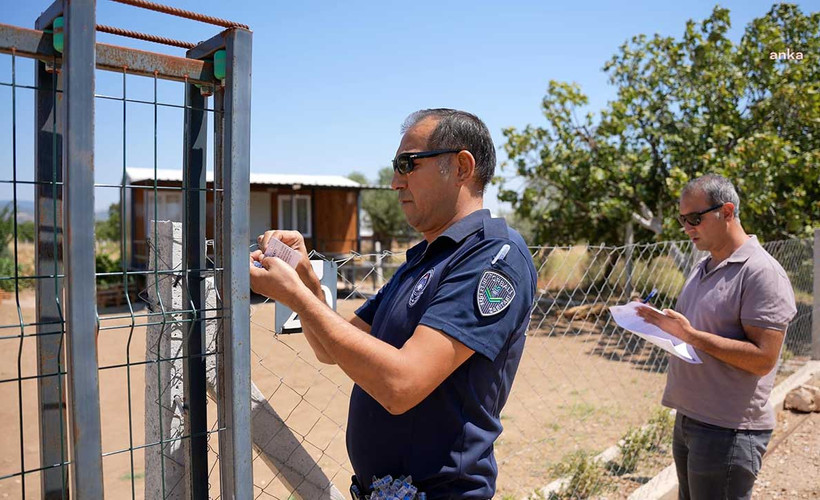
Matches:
[0,1,809,213]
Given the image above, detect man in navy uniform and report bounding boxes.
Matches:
[250,109,537,499]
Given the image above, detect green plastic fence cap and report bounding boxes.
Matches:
[214,50,226,80]
[53,16,63,54]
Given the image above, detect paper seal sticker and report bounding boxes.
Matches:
[408,269,434,308]
[253,238,302,269]
[476,270,515,317]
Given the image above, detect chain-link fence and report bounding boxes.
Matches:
[499,237,814,499]
[242,237,814,499]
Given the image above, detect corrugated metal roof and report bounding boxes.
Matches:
[125,167,373,189]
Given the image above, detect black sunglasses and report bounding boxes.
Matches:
[392,149,461,175]
[677,203,724,227]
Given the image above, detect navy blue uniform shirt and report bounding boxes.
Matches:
[350,209,536,499]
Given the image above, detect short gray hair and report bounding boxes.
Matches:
[401,108,496,192]
[681,174,740,218]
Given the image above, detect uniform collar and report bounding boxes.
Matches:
[405,209,492,263]
[437,209,492,244]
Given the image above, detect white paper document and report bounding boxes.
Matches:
[609,302,702,364]
[252,238,302,269]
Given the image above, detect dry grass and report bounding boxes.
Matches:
[536,246,593,291]
[608,255,687,300]
[2,240,123,291]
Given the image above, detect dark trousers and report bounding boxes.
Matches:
[673,413,771,500]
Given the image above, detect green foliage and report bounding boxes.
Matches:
[16,221,35,243]
[780,346,795,363]
[549,450,609,499]
[500,5,820,245]
[647,407,675,449]
[499,208,537,244]
[0,206,33,262]
[95,202,122,242]
[96,253,122,287]
[0,206,32,291]
[614,408,675,474]
[349,169,417,244]
[0,206,15,259]
[0,257,18,292]
[616,427,654,474]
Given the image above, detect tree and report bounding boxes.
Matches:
[348,168,416,245]
[0,206,15,258]
[0,206,20,290]
[499,4,820,245]
[0,206,31,254]
[95,202,122,242]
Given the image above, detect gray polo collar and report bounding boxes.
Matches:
[700,235,758,276]
[725,235,760,263]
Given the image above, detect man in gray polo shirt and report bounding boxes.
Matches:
[637,174,796,500]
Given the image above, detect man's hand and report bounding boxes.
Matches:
[249,254,309,308]
[636,306,695,343]
[255,229,322,298]
[257,230,309,263]
[636,304,785,376]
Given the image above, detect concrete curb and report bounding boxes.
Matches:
[627,360,820,500]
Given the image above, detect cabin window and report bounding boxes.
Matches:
[144,190,182,234]
[278,194,311,237]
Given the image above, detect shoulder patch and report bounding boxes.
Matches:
[476,270,516,317]
[408,268,435,307]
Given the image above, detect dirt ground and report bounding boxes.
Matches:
[752,374,820,500]
[0,291,816,500]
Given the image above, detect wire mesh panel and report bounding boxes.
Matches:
[0,2,252,497]
[0,22,76,500]
[94,69,222,499]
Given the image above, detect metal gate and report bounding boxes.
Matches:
[0,1,253,497]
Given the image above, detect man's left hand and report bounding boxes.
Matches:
[636,306,695,343]
[249,253,307,308]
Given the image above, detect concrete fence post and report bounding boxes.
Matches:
[147,221,344,498]
[145,220,189,499]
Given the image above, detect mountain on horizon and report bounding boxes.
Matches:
[0,200,35,223]
[0,200,110,222]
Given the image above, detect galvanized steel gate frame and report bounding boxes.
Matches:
[0,0,253,497]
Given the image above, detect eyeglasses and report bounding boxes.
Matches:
[391,149,461,175]
[677,203,724,227]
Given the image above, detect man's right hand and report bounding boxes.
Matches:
[257,230,309,262]
[255,230,322,298]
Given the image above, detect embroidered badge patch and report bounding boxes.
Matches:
[476,270,515,317]
[408,269,435,307]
